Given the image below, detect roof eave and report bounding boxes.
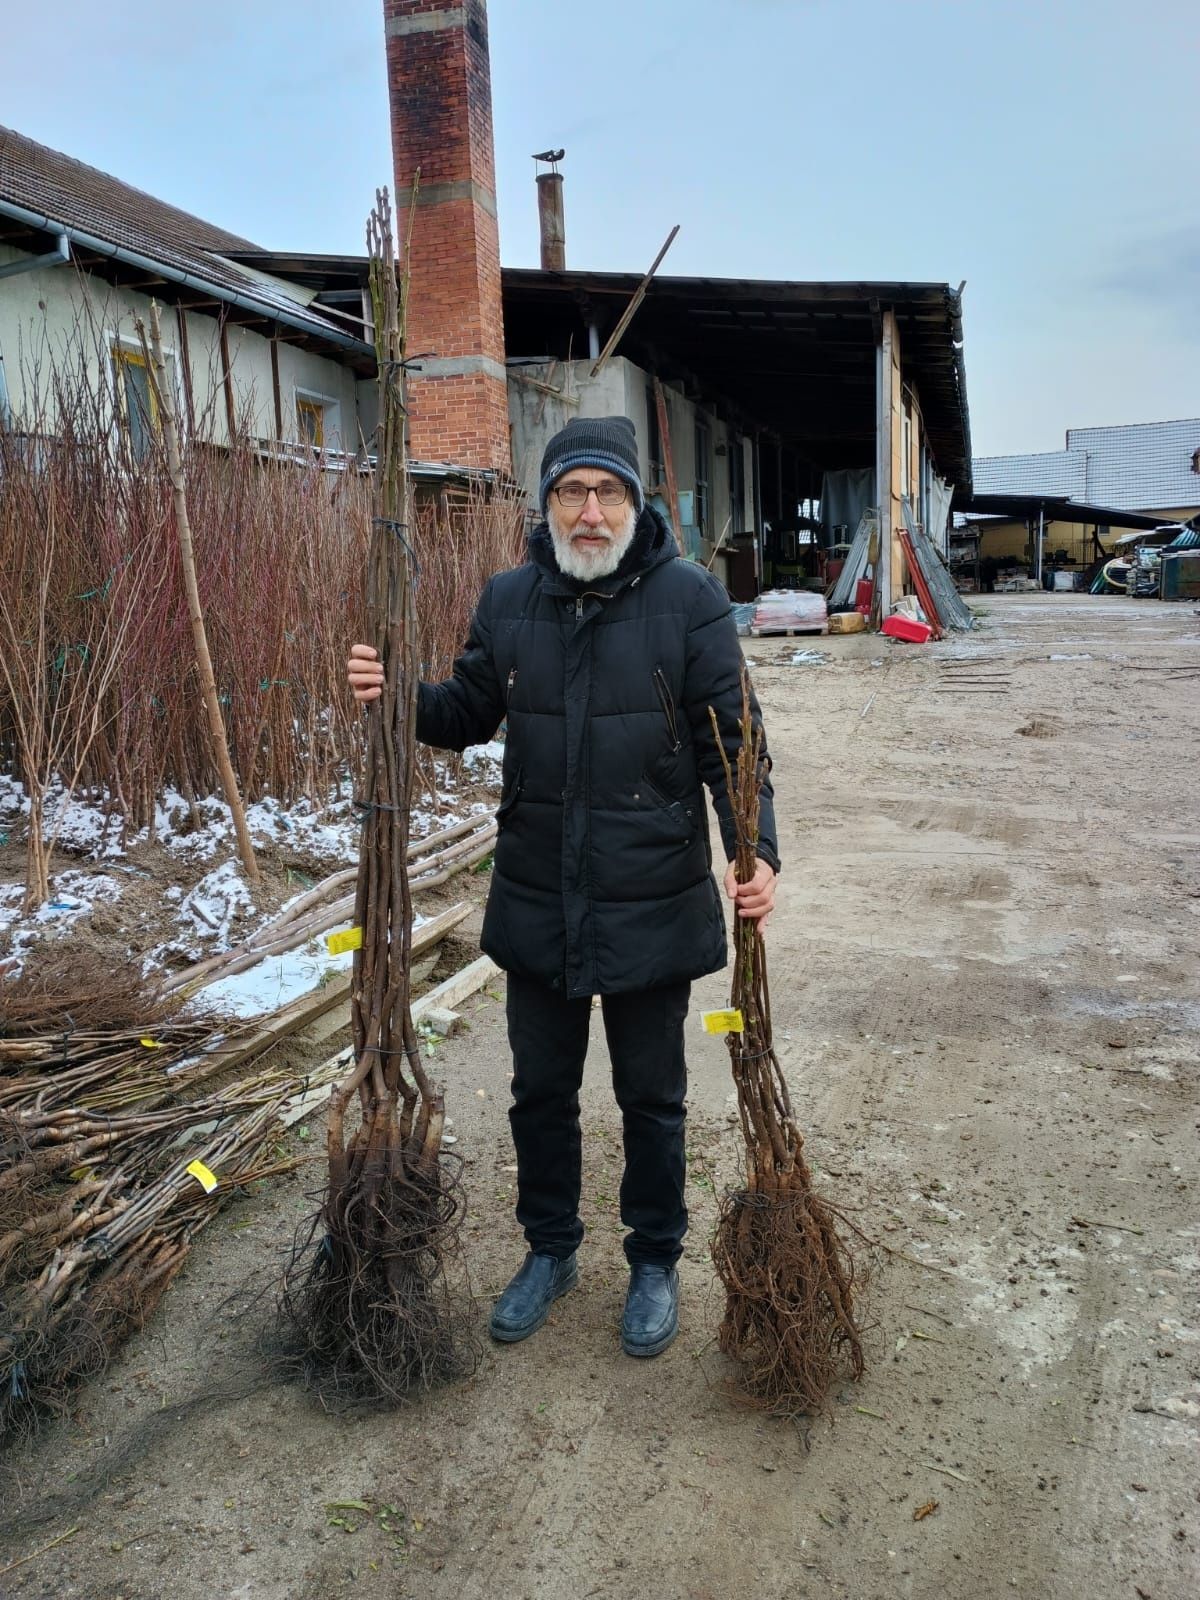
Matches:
[0,196,375,370]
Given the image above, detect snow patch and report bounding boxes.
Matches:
[193,940,355,1019]
[177,861,256,951]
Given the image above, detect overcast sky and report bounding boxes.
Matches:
[3,0,1195,457]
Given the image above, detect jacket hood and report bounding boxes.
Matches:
[528,504,678,591]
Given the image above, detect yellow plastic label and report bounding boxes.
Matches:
[325,926,363,955]
[701,1008,744,1034]
[186,1159,218,1194]
[139,1037,165,1049]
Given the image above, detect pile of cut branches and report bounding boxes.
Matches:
[710,676,866,1414]
[275,188,470,1405]
[0,1070,296,1443]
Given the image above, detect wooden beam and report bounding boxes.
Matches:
[589,224,680,378]
[218,313,237,441]
[174,304,196,436]
[270,335,283,440]
[653,375,683,552]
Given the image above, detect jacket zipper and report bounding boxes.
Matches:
[506,667,517,705]
[574,589,609,619]
[653,667,681,752]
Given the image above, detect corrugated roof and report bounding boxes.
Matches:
[0,126,368,356]
[973,449,1085,499]
[1066,419,1200,513]
[974,420,1200,517]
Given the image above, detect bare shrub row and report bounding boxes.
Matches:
[0,320,525,905]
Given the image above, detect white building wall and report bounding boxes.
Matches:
[0,241,364,451]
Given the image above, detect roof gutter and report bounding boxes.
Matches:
[0,196,375,363]
[0,226,69,278]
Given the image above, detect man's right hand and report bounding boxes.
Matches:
[347,643,384,703]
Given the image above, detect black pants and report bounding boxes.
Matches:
[505,973,691,1268]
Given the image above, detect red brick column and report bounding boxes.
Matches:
[383,0,512,473]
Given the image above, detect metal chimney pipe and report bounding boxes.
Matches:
[536,170,566,271]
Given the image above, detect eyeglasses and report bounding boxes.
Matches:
[552,481,628,508]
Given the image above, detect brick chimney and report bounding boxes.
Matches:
[383,0,511,472]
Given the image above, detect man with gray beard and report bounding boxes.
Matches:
[348,415,778,1359]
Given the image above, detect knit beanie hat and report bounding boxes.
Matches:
[538,415,645,516]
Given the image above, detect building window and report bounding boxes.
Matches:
[296,396,325,448]
[694,419,710,536]
[295,392,341,452]
[112,344,158,460]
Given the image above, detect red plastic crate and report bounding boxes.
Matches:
[881,614,932,644]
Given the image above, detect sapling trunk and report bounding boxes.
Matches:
[141,302,260,883]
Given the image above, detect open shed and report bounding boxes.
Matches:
[501,269,971,608]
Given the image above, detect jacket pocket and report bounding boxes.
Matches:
[638,773,697,838]
[653,667,681,753]
[495,765,524,830]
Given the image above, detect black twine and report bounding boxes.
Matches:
[734,1045,775,1064]
[352,798,406,816]
[371,516,420,581]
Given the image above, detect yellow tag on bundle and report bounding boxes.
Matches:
[325,926,363,955]
[701,1008,744,1034]
[139,1037,165,1049]
[185,1159,218,1194]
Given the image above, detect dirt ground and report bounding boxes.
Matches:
[2,593,1197,1600]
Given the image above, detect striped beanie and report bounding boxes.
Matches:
[538,415,645,516]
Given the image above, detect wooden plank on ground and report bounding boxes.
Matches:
[210,901,473,1077]
[411,955,500,1021]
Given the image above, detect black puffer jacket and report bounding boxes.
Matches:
[416,506,779,997]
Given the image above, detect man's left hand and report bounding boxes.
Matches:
[724,859,778,932]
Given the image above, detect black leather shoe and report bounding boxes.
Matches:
[488,1251,578,1343]
[621,1263,679,1358]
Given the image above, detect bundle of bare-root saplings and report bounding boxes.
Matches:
[710,676,866,1414]
[275,187,472,1405]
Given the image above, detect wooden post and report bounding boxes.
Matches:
[218,314,237,442]
[877,309,903,614]
[173,305,196,436]
[143,302,260,882]
[270,336,283,441]
[652,375,683,552]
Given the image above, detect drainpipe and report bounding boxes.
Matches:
[0,229,70,278]
[587,322,600,362]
